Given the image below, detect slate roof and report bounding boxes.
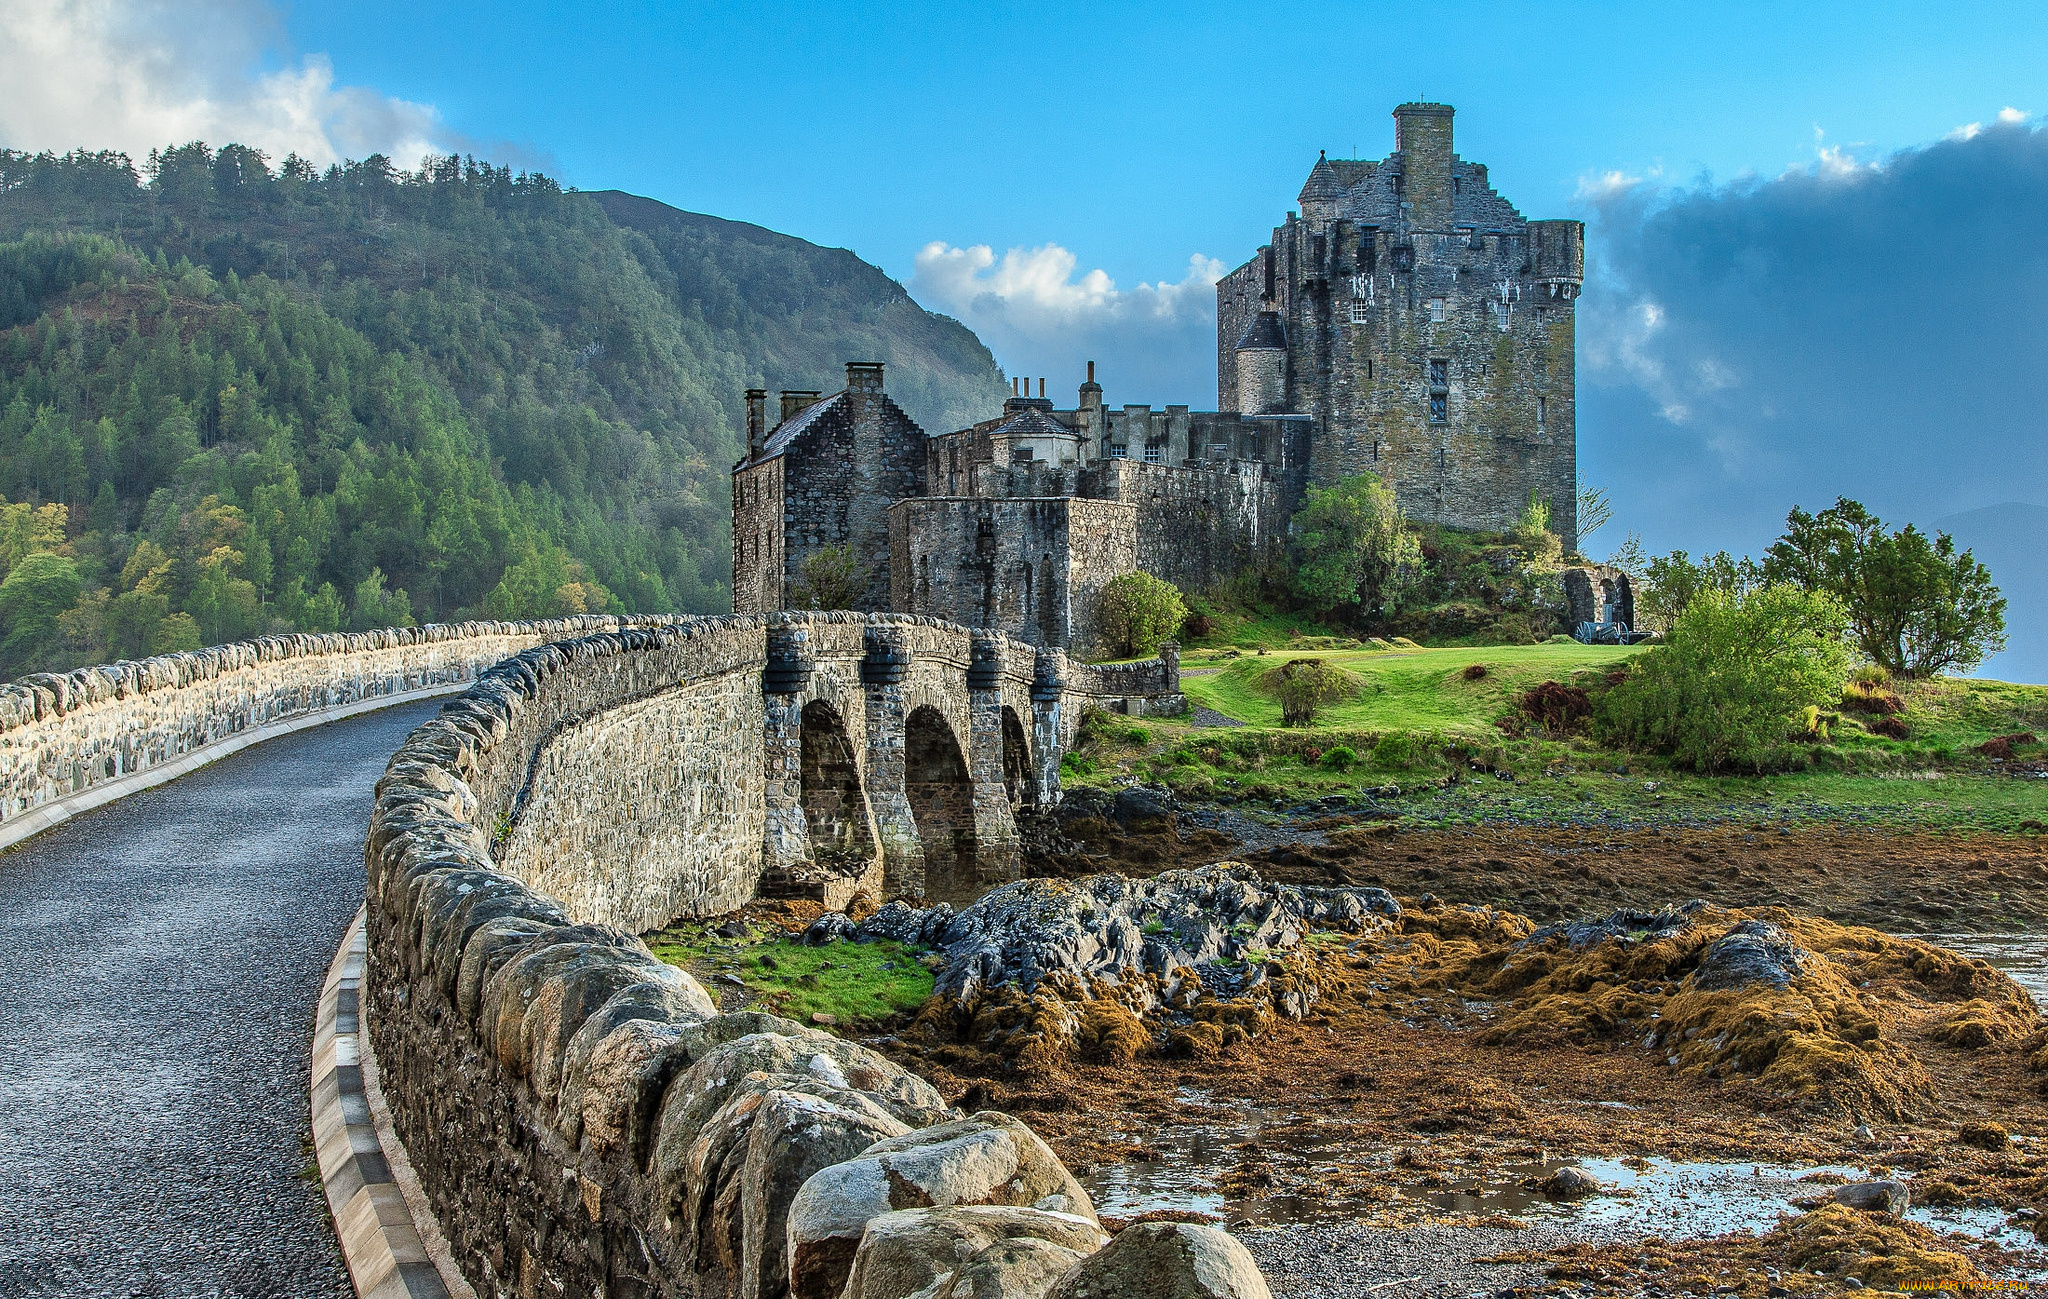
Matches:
[757,391,847,461]
[1234,311,1286,351]
[987,407,1078,440]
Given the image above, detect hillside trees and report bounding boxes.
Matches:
[1762,498,2006,677]
[0,142,1003,677]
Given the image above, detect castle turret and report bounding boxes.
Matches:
[1392,102,1455,230]
[1233,310,1288,415]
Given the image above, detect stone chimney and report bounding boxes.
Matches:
[1392,102,1455,230]
[780,390,821,423]
[845,361,885,393]
[745,388,767,457]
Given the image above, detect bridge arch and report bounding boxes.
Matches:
[799,699,874,871]
[903,704,978,904]
[1000,704,1035,811]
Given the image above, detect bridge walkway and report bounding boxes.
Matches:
[0,700,442,1299]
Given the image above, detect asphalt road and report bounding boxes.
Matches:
[0,699,444,1299]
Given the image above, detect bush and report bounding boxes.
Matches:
[1598,585,1852,773]
[1098,572,1187,658]
[1370,733,1416,769]
[1262,657,1355,726]
[792,543,866,610]
[1289,473,1423,618]
[1318,745,1358,770]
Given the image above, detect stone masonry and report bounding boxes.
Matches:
[734,103,1581,655]
[1216,102,1584,549]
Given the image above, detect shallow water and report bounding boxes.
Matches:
[1909,932,2048,1003]
[1080,1094,2048,1267]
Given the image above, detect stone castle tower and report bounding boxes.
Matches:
[1215,102,1583,550]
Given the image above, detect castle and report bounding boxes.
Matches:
[732,103,1583,655]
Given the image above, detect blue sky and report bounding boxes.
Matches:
[4,0,2047,673]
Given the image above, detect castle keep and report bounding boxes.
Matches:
[732,102,1581,653]
[1218,102,1583,548]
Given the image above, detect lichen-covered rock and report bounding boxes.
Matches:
[1832,1180,1910,1214]
[1044,1222,1272,1299]
[856,864,1398,1004]
[786,1112,1095,1299]
[835,1206,1106,1299]
[1691,919,1811,991]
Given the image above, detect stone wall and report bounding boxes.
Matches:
[0,615,669,837]
[361,616,1252,1299]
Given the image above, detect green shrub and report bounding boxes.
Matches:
[1097,572,1188,657]
[1123,726,1148,745]
[1318,745,1358,770]
[1371,733,1416,769]
[1261,657,1356,726]
[1598,585,1851,773]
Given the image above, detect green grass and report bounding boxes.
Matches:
[645,920,935,1024]
[1180,641,1642,735]
[1055,642,2048,834]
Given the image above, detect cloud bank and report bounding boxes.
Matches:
[910,241,1225,403]
[0,0,454,167]
[1577,115,2048,678]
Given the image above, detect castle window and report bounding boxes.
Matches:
[1430,392,1448,422]
[1350,301,1367,324]
[1429,298,1446,323]
[1537,397,1546,436]
[1143,444,1163,464]
[1108,442,1127,459]
[1428,359,1449,424]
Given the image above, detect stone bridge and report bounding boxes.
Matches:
[1,610,1182,927]
[484,611,1181,927]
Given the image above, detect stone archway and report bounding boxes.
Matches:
[904,704,978,904]
[800,700,873,872]
[1001,706,1035,812]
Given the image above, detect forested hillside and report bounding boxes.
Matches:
[0,146,1004,675]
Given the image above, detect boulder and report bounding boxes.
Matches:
[939,1237,1093,1299]
[787,1114,1095,1299]
[804,912,860,946]
[1831,1180,1910,1215]
[1690,920,1812,992]
[1044,1222,1272,1299]
[836,1206,1106,1299]
[1542,1166,1604,1199]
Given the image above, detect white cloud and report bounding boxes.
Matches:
[910,241,1226,403]
[1574,169,1646,202]
[0,0,453,167]
[1999,106,2029,124]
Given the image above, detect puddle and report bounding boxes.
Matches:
[1909,933,2048,1004]
[1080,1093,2048,1269]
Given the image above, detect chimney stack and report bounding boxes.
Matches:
[1037,378,1045,398]
[745,388,767,457]
[780,390,821,422]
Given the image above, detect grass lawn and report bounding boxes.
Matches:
[1180,641,1643,735]
[1058,642,2048,834]
[644,918,934,1024]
